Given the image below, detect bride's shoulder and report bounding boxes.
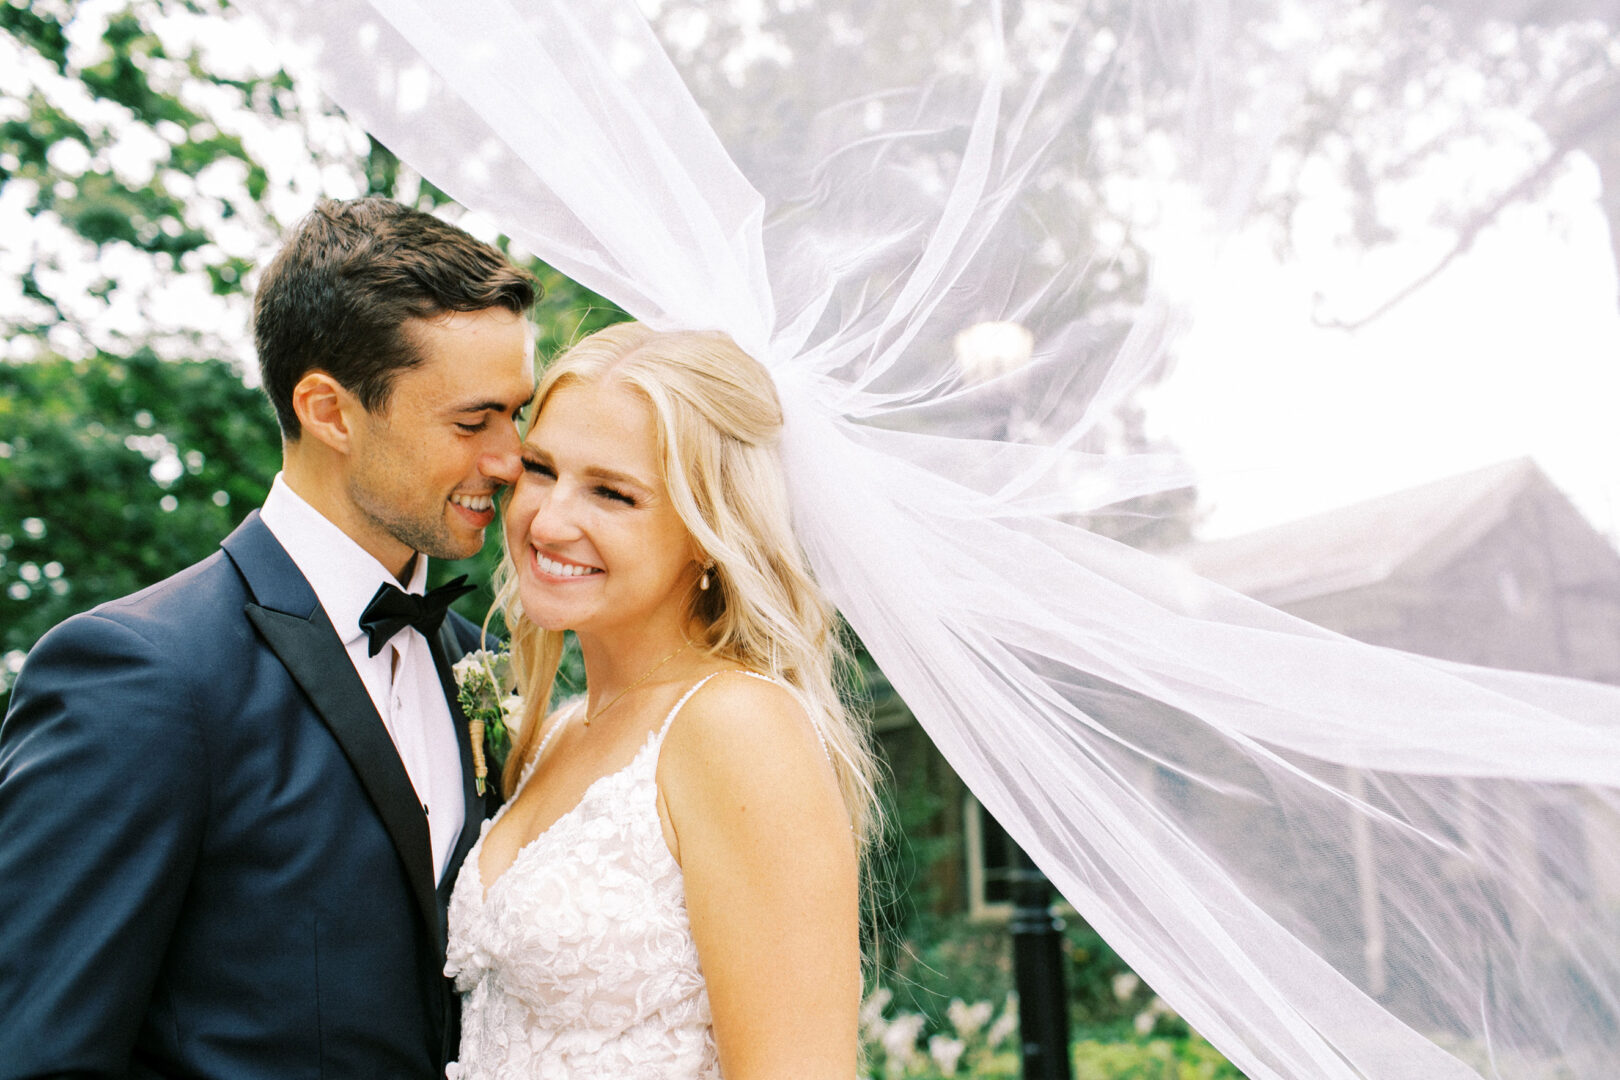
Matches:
[659,670,826,782]
[657,670,844,856]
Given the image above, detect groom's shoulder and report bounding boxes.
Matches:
[95,547,248,634]
[67,507,298,646]
[34,546,251,665]
[8,546,254,723]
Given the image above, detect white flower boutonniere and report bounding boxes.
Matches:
[452,648,521,796]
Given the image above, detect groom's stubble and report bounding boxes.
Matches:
[338,307,534,574]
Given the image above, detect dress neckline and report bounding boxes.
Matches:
[475,672,733,901]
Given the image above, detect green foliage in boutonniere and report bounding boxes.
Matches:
[452,648,521,796]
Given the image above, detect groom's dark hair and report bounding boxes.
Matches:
[253,197,538,439]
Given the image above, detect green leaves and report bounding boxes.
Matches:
[79,10,189,124]
[0,350,282,702]
[0,4,70,74]
[0,90,89,179]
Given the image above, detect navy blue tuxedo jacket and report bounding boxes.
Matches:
[0,511,498,1078]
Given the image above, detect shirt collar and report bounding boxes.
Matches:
[259,473,430,648]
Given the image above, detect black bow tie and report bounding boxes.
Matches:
[358,576,477,657]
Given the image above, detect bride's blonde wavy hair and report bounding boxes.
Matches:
[493,322,880,849]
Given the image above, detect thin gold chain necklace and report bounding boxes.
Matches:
[584,641,690,727]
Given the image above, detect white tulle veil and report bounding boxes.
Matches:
[235,1,1620,1076]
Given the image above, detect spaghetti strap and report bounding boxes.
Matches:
[515,697,585,791]
[653,670,833,765]
[653,672,725,744]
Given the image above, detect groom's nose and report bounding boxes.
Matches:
[477,426,524,487]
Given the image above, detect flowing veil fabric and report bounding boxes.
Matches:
[236,2,1620,1076]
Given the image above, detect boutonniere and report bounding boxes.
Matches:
[452,648,521,796]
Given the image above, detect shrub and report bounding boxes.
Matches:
[859,985,1246,1080]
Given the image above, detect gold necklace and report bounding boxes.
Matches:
[584,642,690,726]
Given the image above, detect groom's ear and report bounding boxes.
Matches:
[291,371,363,456]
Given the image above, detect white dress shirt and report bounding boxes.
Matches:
[260,474,467,883]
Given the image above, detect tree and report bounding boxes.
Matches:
[0,348,281,702]
[1256,0,1620,325]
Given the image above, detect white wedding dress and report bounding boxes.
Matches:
[445,675,743,1080]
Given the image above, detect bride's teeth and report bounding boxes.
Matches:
[538,554,598,578]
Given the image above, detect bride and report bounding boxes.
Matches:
[445,322,878,1079]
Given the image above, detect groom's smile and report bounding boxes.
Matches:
[449,490,499,530]
[343,306,536,578]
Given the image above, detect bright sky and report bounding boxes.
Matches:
[1145,152,1620,544]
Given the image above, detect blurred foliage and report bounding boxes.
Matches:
[858,957,1244,1077]
[2,0,284,355]
[1268,1,1620,326]
[867,892,1146,1040]
[859,986,1021,1078]
[0,349,281,704]
[1070,1035,1247,1080]
[863,696,1145,1039]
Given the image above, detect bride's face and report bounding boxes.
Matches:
[506,377,699,638]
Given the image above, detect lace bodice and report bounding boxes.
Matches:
[445,674,744,1080]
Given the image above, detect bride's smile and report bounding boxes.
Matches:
[531,551,603,580]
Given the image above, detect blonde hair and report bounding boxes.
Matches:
[493,322,880,849]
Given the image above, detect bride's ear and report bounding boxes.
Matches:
[291,371,363,455]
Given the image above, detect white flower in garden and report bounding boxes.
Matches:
[1111,971,1140,1002]
[927,1034,966,1076]
[880,1012,925,1071]
[1133,994,1174,1037]
[985,991,1019,1049]
[859,986,893,1041]
[861,986,892,1018]
[946,997,993,1040]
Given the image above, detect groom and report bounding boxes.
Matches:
[0,198,536,1078]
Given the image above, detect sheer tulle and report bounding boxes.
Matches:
[238,2,1620,1076]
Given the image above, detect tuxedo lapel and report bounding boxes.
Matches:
[222,513,441,941]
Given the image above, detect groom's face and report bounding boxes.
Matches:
[343,307,534,574]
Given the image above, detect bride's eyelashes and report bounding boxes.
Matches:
[520,452,637,506]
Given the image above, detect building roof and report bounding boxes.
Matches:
[1174,458,1547,606]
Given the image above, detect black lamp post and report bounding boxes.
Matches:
[1009,846,1072,1080]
